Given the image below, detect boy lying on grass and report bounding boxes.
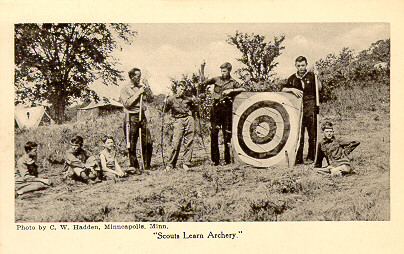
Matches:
[314,121,360,177]
[15,141,51,197]
[99,136,135,179]
[63,135,102,184]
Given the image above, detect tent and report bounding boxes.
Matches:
[77,99,123,121]
[15,106,54,129]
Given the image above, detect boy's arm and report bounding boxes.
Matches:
[114,158,125,175]
[314,143,325,168]
[16,158,33,180]
[163,97,171,113]
[65,152,86,168]
[341,140,360,155]
[281,76,303,98]
[100,153,118,174]
[120,86,143,109]
[201,77,217,93]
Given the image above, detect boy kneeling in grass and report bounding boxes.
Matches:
[99,136,134,179]
[15,141,52,197]
[314,121,360,177]
[63,135,102,184]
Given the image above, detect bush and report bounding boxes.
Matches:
[316,39,390,102]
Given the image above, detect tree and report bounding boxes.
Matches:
[358,39,390,65]
[15,23,136,123]
[227,31,285,86]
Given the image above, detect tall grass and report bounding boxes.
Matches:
[15,82,390,222]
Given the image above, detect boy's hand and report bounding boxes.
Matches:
[290,88,303,98]
[282,88,303,98]
[138,87,145,94]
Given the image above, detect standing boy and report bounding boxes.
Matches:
[202,62,245,166]
[282,56,322,165]
[164,81,196,170]
[15,141,51,197]
[120,67,154,170]
[314,121,360,176]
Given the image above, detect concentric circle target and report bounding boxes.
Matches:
[233,93,302,167]
[238,100,290,159]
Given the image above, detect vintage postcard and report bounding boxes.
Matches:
[1,0,403,253]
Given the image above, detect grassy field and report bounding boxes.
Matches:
[14,83,390,222]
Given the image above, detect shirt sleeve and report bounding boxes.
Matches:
[340,140,360,155]
[16,157,30,179]
[120,86,142,109]
[203,77,216,86]
[65,151,86,168]
[164,97,172,113]
[314,143,325,168]
[281,76,296,91]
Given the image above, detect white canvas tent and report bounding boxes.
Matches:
[15,106,54,129]
[77,99,123,121]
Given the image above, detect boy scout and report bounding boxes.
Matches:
[282,56,322,165]
[120,67,154,170]
[202,62,245,166]
[15,141,51,197]
[63,135,102,183]
[164,81,196,170]
[314,121,360,176]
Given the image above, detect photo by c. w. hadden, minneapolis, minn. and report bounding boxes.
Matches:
[14,23,390,222]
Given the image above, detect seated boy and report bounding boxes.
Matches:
[314,121,360,177]
[63,135,102,184]
[99,136,132,179]
[15,141,51,197]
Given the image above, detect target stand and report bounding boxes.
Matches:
[232,92,303,168]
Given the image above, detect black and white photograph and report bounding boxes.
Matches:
[2,0,404,253]
[13,23,390,222]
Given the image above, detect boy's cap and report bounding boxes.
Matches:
[321,121,333,131]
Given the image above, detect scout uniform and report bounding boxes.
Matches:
[204,76,241,165]
[314,136,360,175]
[120,82,153,169]
[15,154,51,196]
[164,94,196,168]
[64,147,100,180]
[283,71,318,164]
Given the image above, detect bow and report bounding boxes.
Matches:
[139,93,145,171]
[160,95,168,168]
[196,61,208,155]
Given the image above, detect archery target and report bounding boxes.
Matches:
[232,92,302,168]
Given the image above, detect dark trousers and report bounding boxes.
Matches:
[210,104,232,165]
[296,100,318,164]
[123,113,153,169]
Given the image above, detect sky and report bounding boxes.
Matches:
[90,23,390,100]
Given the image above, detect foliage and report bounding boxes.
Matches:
[15,23,137,123]
[15,79,390,222]
[315,39,390,102]
[227,31,285,91]
[169,73,212,122]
